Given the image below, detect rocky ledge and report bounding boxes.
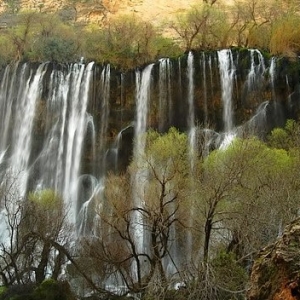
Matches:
[247,218,300,300]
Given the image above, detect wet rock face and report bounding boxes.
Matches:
[247,218,300,300]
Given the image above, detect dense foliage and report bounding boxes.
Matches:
[0,0,300,68]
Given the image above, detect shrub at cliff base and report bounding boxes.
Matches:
[0,279,76,300]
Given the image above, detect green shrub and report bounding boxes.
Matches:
[33,279,76,300]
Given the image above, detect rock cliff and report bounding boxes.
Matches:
[247,218,300,300]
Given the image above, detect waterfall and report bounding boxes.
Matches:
[134,64,154,157]
[36,66,71,193]
[269,57,276,99]
[201,52,212,157]
[99,65,111,174]
[0,48,295,292]
[10,63,47,196]
[246,49,266,91]
[187,52,196,168]
[201,52,208,127]
[64,62,94,223]
[132,64,154,279]
[34,62,95,226]
[218,49,235,133]
[0,64,18,156]
[87,113,96,172]
[242,101,269,137]
[159,58,172,132]
[218,49,236,149]
[0,63,47,245]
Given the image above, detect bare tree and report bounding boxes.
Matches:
[0,179,73,286]
[80,128,190,297]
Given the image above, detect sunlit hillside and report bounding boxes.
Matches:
[0,0,233,25]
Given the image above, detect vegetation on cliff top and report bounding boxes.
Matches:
[0,0,300,68]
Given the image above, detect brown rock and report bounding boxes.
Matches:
[247,218,300,300]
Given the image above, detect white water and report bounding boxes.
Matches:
[218,49,235,133]
[134,64,154,158]
[99,65,111,173]
[10,63,47,196]
[0,64,18,154]
[159,58,172,131]
[33,62,95,225]
[187,52,197,169]
[64,62,95,223]
[269,57,276,100]
[246,49,266,91]
[37,65,71,193]
[0,64,47,246]
[132,64,154,279]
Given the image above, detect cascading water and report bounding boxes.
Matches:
[0,48,296,293]
[10,63,47,196]
[99,65,111,174]
[64,63,95,223]
[269,57,276,98]
[0,63,47,244]
[187,52,197,167]
[34,62,94,225]
[132,63,154,279]
[0,61,96,243]
[200,52,212,157]
[0,64,18,157]
[201,52,208,127]
[246,49,266,91]
[217,49,236,148]
[158,58,172,132]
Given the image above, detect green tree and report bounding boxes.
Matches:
[269,14,300,56]
[28,13,79,62]
[268,119,300,150]
[170,3,234,50]
[170,4,211,50]
[3,0,20,14]
[83,15,179,69]
[188,136,299,299]
[6,11,37,60]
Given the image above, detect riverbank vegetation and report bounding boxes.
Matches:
[0,0,300,68]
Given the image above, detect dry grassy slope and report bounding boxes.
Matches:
[0,0,232,26]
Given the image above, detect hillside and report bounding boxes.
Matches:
[0,0,217,26]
